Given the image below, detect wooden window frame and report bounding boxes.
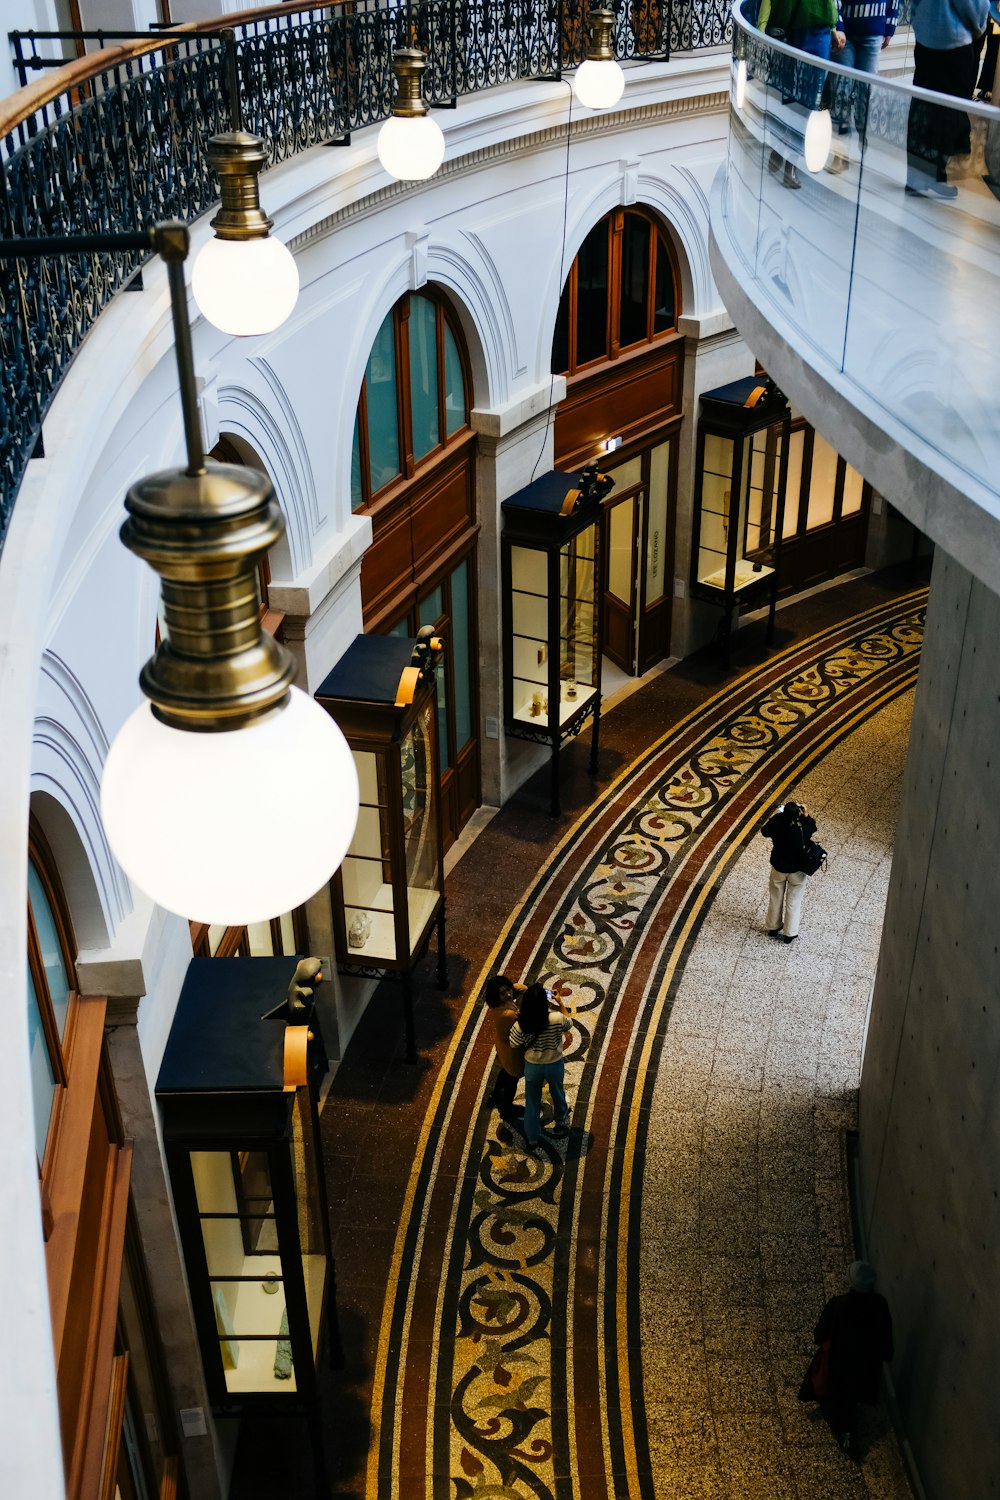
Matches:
[188,905,308,962]
[353,290,472,514]
[557,208,681,377]
[27,821,80,1178]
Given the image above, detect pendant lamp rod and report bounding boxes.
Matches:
[0,224,203,474]
[221,27,244,133]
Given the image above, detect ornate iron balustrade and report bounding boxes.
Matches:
[0,0,735,546]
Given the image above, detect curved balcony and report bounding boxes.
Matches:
[710,1,1000,592]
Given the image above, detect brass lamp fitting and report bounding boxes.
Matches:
[205,130,273,242]
[120,222,296,732]
[585,8,617,62]
[390,48,431,119]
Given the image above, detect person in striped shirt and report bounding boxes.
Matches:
[508,983,572,1153]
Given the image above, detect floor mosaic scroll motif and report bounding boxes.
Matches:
[368,590,927,1500]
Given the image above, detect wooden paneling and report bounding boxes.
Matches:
[361,503,416,630]
[555,339,683,472]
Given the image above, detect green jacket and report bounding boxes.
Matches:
[757,0,839,30]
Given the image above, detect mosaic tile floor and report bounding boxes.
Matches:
[231,570,927,1500]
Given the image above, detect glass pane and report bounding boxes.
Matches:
[510,545,550,724]
[646,440,670,605]
[207,924,227,956]
[28,862,71,1038]
[841,464,864,517]
[576,221,609,365]
[697,434,734,589]
[343,752,394,961]
[419,588,448,768]
[806,433,839,530]
[201,1216,279,1276]
[652,232,675,333]
[365,312,400,493]
[783,429,805,538]
[450,559,472,753]
[27,966,57,1162]
[350,409,364,512]
[246,921,276,957]
[192,1150,269,1216]
[560,526,598,711]
[402,704,440,951]
[619,214,651,347]
[292,1089,328,1357]
[443,320,466,437]
[213,1280,296,1393]
[607,497,635,604]
[408,295,440,461]
[387,616,410,639]
[551,287,569,375]
[277,910,296,954]
[745,427,782,554]
[609,453,642,492]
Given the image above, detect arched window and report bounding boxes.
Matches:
[351,291,470,510]
[552,208,678,375]
[26,836,77,1166]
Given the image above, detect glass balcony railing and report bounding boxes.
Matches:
[719,0,1000,504]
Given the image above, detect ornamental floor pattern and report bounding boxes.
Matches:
[231,571,927,1500]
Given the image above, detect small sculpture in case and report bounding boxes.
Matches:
[348,912,372,949]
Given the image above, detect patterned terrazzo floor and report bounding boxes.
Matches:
[230,571,927,1500]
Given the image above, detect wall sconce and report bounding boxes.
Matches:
[0,223,359,925]
[377,47,446,181]
[573,9,625,111]
[191,32,299,336]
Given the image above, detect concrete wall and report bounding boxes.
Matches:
[859,548,1000,1500]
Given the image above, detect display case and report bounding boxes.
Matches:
[315,634,447,1061]
[501,464,613,815]
[691,376,791,663]
[155,957,336,1480]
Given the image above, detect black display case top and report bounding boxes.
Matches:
[315,634,415,706]
[699,376,789,432]
[501,466,613,545]
[156,957,300,1096]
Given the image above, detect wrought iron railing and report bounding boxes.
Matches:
[0,0,734,546]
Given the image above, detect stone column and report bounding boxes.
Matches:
[104,994,224,1500]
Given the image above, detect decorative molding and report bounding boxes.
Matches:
[620,157,640,205]
[406,228,430,290]
[290,93,729,252]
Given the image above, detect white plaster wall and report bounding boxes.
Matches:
[0,58,732,1494]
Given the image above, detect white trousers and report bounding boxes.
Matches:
[767,867,808,938]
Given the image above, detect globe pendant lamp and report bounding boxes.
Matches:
[573,9,625,111]
[191,130,300,336]
[100,226,358,926]
[377,48,445,182]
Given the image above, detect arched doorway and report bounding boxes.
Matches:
[350,288,479,847]
[552,207,684,675]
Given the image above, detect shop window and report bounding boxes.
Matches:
[351,292,470,511]
[26,840,76,1167]
[389,556,475,777]
[190,907,305,962]
[781,411,872,540]
[552,208,679,375]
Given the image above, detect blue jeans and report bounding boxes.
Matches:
[833,34,881,134]
[787,26,832,110]
[523,1059,569,1146]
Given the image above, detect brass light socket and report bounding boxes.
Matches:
[122,462,295,731]
[206,130,273,242]
[586,8,617,62]
[390,48,430,120]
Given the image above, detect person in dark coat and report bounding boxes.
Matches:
[810,1261,895,1461]
[761,800,817,943]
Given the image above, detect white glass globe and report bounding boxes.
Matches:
[101,687,360,927]
[573,58,625,111]
[804,108,833,173]
[191,234,300,336]
[734,58,747,111]
[377,114,446,181]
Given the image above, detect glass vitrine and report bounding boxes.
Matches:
[501,465,612,815]
[156,957,336,1472]
[691,376,791,663]
[316,635,447,1061]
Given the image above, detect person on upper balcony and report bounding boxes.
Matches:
[757,0,846,186]
[906,0,989,197]
[827,0,899,172]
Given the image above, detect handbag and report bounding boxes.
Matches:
[800,839,828,877]
[797,1338,832,1402]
